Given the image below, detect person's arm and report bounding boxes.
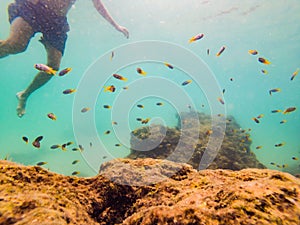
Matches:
[92,0,129,38]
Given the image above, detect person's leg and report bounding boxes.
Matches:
[0,17,34,58]
[16,43,62,117]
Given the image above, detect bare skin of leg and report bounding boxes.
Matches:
[0,17,34,58]
[0,17,62,117]
[17,42,62,117]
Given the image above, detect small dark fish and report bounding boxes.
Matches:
[103,105,111,109]
[79,144,84,152]
[32,136,43,149]
[137,104,144,108]
[252,117,260,124]
[47,113,57,120]
[136,118,142,121]
[66,142,73,146]
[104,130,111,135]
[137,68,147,76]
[112,121,118,125]
[182,80,192,86]
[50,144,61,149]
[271,109,282,113]
[110,51,114,61]
[275,142,285,147]
[261,69,268,74]
[102,156,107,159]
[72,148,80,151]
[216,46,226,57]
[164,62,174,69]
[280,120,287,124]
[63,89,76,94]
[269,88,281,96]
[81,107,90,113]
[256,146,262,149]
[36,161,47,166]
[258,57,271,65]
[257,114,264,119]
[141,118,150,124]
[34,64,56,75]
[72,171,80,176]
[115,143,121,147]
[188,33,204,43]
[222,89,225,94]
[35,136,43,142]
[207,49,210,55]
[217,97,225,105]
[58,68,72,76]
[32,140,41,148]
[22,136,29,144]
[61,143,67,151]
[230,77,234,81]
[113,74,127,81]
[90,142,92,147]
[290,68,299,81]
[103,85,116,93]
[156,102,163,106]
[283,107,296,114]
[292,157,298,160]
[72,160,79,165]
[270,162,276,165]
[248,50,258,55]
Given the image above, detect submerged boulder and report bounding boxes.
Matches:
[128,112,265,170]
[0,159,300,225]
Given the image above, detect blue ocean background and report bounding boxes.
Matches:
[0,0,299,177]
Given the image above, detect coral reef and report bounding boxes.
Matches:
[1,158,300,225]
[128,112,266,170]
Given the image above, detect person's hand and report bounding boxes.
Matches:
[116,25,129,39]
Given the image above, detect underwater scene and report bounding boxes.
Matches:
[0,0,300,179]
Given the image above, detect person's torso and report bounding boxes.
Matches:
[27,0,76,16]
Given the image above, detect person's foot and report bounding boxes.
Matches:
[16,91,27,118]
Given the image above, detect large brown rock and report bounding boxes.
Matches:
[1,158,300,225]
[128,112,266,170]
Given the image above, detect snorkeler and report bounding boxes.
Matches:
[0,0,129,117]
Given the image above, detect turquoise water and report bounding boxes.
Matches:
[0,0,299,176]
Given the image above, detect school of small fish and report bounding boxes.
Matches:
[246,47,298,169]
[17,32,299,176]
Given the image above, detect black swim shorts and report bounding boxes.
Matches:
[8,0,70,55]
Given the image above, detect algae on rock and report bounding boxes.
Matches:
[128,112,265,170]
